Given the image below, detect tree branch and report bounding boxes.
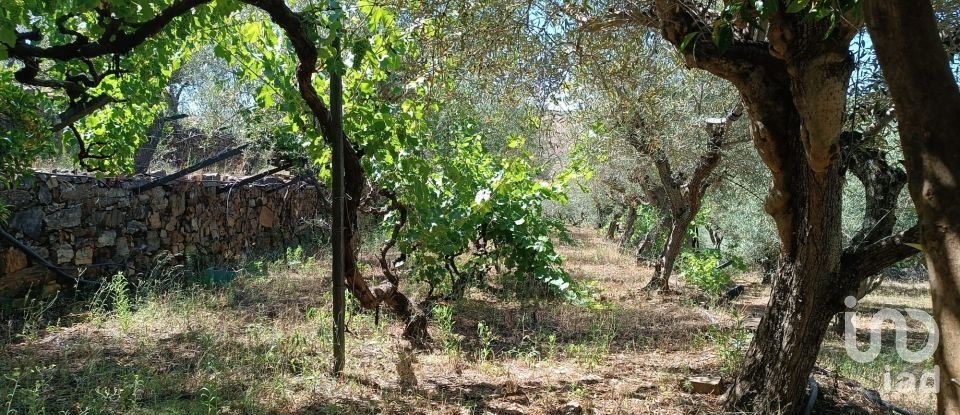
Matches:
[840,224,920,285]
[577,2,659,32]
[379,189,406,286]
[8,0,213,61]
[52,94,113,132]
[689,102,744,195]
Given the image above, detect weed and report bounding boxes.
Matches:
[0,200,9,225]
[285,245,304,268]
[2,365,55,414]
[111,274,132,331]
[702,320,749,376]
[18,289,59,341]
[431,304,461,354]
[246,260,268,279]
[477,321,495,362]
[200,385,220,414]
[90,273,132,331]
[544,332,559,361]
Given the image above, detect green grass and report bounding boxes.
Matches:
[9,228,920,414]
[0,249,364,414]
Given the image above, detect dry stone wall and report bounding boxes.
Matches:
[0,171,327,296]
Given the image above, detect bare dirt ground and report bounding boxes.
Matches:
[0,227,935,414]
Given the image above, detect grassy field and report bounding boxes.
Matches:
[0,228,936,414]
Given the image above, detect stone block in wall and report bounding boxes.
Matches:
[127,221,147,234]
[259,206,275,228]
[74,245,94,266]
[116,237,130,257]
[148,212,162,229]
[97,230,117,247]
[3,248,28,274]
[37,186,52,204]
[95,209,125,228]
[56,245,74,264]
[2,189,35,208]
[170,193,185,217]
[146,231,160,252]
[59,183,90,201]
[130,204,148,220]
[95,187,130,208]
[0,266,52,297]
[150,188,168,210]
[73,226,94,238]
[9,207,44,242]
[46,205,82,230]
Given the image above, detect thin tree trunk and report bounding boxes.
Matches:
[706,225,722,250]
[636,214,668,261]
[864,2,960,412]
[134,116,167,174]
[329,31,346,375]
[606,211,623,240]
[619,205,638,249]
[688,228,699,249]
[248,0,424,342]
[645,214,692,291]
[595,202,612,229]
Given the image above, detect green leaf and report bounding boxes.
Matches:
[240,22,260,43]
[712,22,734,55]
[213,43,229,60]
[680,31,701,52]
[786,0,810,13]
[824,13,839,38]
[0,25,15,49]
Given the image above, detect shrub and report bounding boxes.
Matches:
[678,249,744,295]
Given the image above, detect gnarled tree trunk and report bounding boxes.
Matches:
[580,2,924,407]
[843,130,910,298]
[864,1,960,412]
[843,131,908,249]
[724,78,847,412]
[831,130,911,334]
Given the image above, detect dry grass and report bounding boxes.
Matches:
[817,280,937,415]
[0,227,935,414]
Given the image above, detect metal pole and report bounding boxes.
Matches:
[330,23,347,376]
